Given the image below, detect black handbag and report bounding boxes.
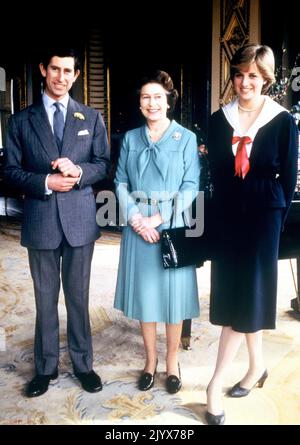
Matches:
[161,200,211,269]
[161,226,205,269]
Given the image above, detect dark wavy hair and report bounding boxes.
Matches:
[137,70,179,113]
[40,46,81,72]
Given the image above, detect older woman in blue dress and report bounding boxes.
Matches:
[114,70,200,393]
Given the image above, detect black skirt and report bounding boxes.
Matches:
[210,207,282,333]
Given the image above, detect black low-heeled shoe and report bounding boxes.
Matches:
[138,360,158,391]
[74,369,102,393]
[227,369,268,398]
[166,363,182,394]
[25,370,58,398]
[205,411,225,425]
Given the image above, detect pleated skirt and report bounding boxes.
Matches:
[114,226,200,324]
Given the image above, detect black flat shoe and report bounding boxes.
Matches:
[25,370,58,398]
[138,360,158,391]
[166,363,182,394]
[227,369,268,398]
[74,370,102,393]
[138,372,155,391]
[205,411,225,425]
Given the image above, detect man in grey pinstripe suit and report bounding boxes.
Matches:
[4,47,110,397]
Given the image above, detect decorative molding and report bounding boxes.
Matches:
[211,0,260,112]
[219,0,250,105]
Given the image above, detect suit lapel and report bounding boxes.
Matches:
[29,99,59,160]
[61,98,82,157]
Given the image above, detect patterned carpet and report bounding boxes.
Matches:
[0,217,300,425]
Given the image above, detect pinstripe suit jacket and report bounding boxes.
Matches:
[4,97,110,249]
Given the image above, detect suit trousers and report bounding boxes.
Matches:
[28,237,95,375]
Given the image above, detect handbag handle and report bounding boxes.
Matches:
[169,196,178,229]
[169,194,186,229]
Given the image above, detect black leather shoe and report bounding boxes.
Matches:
[138,372,155,391]
[166,363,182,394]
[138,360,158,391]
[205,411,225,425]
[227,369,268,398]
[74,370,102,393]
[25,370,58,398]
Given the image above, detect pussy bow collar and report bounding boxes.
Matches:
[138,120,181,180]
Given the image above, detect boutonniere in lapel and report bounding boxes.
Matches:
[172,131,182,141]
[73,112,85,120]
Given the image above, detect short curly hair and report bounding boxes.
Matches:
[137,70,179,113]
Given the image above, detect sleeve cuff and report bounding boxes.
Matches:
[76,165,83,185]
[45,174,52,195]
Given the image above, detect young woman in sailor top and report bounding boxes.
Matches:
[205,44,298,425]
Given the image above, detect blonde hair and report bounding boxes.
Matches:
[230,44,275,94]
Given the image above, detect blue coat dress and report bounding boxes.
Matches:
[114,120,200,323]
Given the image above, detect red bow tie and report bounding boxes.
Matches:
[232,136,252,179]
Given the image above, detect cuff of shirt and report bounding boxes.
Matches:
[76,165,83,185]
[45,174,52,195]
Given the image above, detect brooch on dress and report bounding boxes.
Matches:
[172,131,182,141]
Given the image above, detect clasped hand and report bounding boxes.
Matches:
[47,158,80,192]
[130,213,163,244]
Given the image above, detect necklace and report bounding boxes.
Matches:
[238,102,263,112]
